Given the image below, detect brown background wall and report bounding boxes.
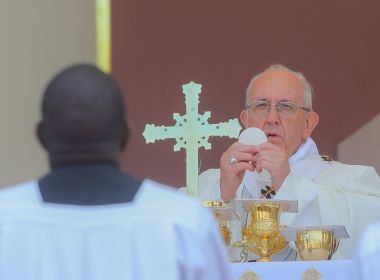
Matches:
[112,0,380,187]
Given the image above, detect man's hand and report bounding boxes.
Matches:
[254,142,290,191]
[220,142,256,202]
[219,139,291,201]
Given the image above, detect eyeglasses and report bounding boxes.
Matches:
[246,100,311,117]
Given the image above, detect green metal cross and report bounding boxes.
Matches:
[143,82,242,198]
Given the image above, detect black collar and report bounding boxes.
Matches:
[38,162,142,205]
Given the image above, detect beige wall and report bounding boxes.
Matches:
[0,1,95,186]
[338,114,380,174]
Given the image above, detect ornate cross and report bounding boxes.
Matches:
[143,82,241,198]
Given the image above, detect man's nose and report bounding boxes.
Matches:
[265,104,280,123]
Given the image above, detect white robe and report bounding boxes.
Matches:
[351,221,380,280]
[196,138,380,261]
[0,179,231,280]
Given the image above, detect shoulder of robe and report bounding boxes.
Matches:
[0,181,36,205]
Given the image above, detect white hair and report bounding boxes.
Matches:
[245,64,314,110]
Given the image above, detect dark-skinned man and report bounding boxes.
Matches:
[0,64,231,280]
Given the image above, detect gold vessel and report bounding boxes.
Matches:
[217,218,232,246]
[203,201,232,245]
[235,202,287,262]
[296,230,339,261]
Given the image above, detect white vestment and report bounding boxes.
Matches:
[351,221,380,280]
[0,179,231,280]
[196,138,380,261]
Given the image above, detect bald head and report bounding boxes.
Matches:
[246,64,313,110]
[38,64,128,166]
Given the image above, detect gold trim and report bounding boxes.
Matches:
[239,270,260,280]
[321,155,333,162]
[302,267,321,280]
[96,0,111,73]
[202,201,228,207]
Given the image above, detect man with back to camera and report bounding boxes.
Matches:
[0,64,231,279]
[197,64,380,261]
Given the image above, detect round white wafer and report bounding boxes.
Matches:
[238,127,271,182]
[238,127,267,146]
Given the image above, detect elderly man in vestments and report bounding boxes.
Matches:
[0,64,231,280]
[197,64,380,261]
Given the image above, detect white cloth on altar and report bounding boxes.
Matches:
[0,179,231,280]
[196,138,380,261]
[351,220,380,280]
[231,260,354,280]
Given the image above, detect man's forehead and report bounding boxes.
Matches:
[249,69,303,101]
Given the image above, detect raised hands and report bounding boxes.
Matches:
[219,141,290,202]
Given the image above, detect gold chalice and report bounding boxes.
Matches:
[296,230,339,261]
[244,202,288,261]
[203,201,233,246]
[215,214,232,245]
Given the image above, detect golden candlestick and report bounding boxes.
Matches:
[96,0,111,73]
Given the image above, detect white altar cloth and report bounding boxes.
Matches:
[230,260,353,280]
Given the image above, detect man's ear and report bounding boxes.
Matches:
[120,121,130,150]
[239,110,249,129]
[303,111,319,140]
[36,121,48,150]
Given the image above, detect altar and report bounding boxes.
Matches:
[230,260,353,280]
